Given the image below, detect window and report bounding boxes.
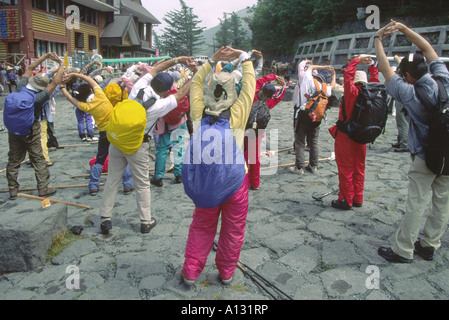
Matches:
[0,0,18,5]
[89,35,97,51]
[34,39,66,57]
[32,0,63,15]
[71,1,98,25]
[75,32,84,49]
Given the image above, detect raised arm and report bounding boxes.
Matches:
[386,20,439,63]
[150,56,194,77]
[375,21,401,85]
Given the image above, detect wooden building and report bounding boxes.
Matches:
[0,0,160,66]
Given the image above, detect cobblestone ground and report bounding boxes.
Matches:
[0,90,448,302]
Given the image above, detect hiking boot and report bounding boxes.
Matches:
[9,187,18,200]
[353,202,363,208]
[90,189,99,196]
[289,166,304,175]
[88,134,98,142]
[331,199,351,210]
[181,272,195,287]
[124,187,134,195]
[378,246,412,263]
[305,165,317,173]
[394,147,409,153]
[218,274,233,286]
[391,142,401,148]
[414,240,434,261]
[100,219,112,234]
[140,218,157,234]
[150,177,163,187]
[174,175,182,184]
[38,187,57,197]
[250,186,259,190]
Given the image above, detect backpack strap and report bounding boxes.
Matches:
[415,84,436,113]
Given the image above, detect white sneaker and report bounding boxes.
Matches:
[289,166,304,175]
[91,136,99,142]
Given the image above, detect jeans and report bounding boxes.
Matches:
[75,108,93,136]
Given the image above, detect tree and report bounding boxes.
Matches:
[214,12,251,51]
[157,0,205,56]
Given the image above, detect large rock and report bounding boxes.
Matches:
[0,202,67,272]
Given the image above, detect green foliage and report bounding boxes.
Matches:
[249,0,448,56]
[214,12,251,51]
[156,0,205,56]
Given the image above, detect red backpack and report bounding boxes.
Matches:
[163,89,190,125]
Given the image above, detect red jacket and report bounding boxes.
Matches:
[254,74,286,110]
[329,57,380,138]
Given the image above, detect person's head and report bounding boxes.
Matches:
[28,73,50,92]
[313,73,326,84]
[346,57,351,63]
[150,72,174,98]
[354,70,368,86]
[339,77,344,85]
[204,71,238,117]
[323,58,330,65]
[105,83,128,107]
[74,83,94,103]
[258,83,277,102]
[398,53,428,84]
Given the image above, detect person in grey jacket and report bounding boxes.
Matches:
[375,20,449,263]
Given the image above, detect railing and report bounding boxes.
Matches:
[294,25,449,72]
[0,53,27,66]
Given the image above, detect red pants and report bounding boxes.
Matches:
[183,174,249,280]
[335,132,366,206]
[244,135,262,189]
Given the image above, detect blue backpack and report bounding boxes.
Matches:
[182,115,246,209]
[3,87,37,136]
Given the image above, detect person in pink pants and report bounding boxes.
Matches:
[181,47,256,286]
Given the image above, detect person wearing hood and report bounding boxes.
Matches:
[328,55,380,210]
[6,52,64,200]
[181,46,256,286]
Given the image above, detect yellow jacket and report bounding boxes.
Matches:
[78,87,113,132]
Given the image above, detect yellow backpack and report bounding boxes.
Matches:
[106,99,149,155]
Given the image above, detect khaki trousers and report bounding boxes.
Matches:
[99,142,152,223]
[393,155,449,259]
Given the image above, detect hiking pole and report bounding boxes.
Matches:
[236,261,280,300]
[237,260,294,301]
[312,189,338,201]
[261,152,335,170]
[212,242,293,300]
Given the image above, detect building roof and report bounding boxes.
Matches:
[71,0,118,12]
[120,0,161,24]
[100,15,140,46]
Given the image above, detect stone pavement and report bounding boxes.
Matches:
[0,90,448,302]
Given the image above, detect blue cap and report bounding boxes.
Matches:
[262,83,276,98]
[151,72,174,93]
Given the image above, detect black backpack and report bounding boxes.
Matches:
[245,100,271,131]
[337,82,388,144]
[415,76,449,176]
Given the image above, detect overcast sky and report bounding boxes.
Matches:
[141,0,258,31]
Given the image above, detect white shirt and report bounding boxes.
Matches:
[129,73,178,134]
